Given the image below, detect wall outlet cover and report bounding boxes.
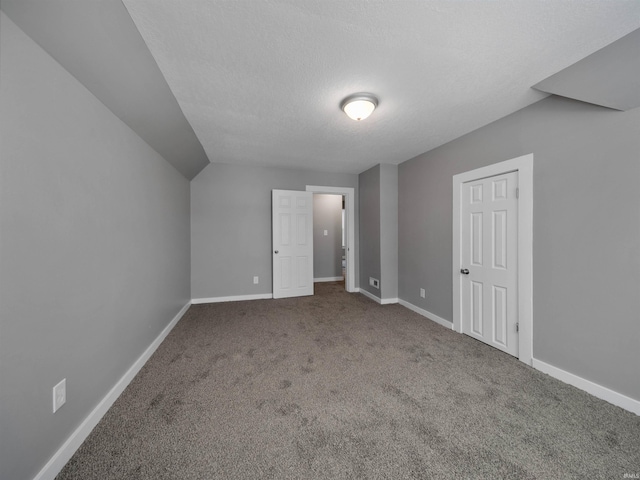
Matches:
[420,288,426,298]
[253,276,259,284]
[53,378,66,413]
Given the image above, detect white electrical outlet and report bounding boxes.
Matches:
[369,277,379,289]
[253,276,259,284]
[420,288,426,298]
[53,378,66,413]
[323,230,328,236]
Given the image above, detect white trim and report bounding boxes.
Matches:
[33,302,191,480]
[359,288,382,303]
[356,288,400,305]
[191,293,273,304]
[452,153,534,365]
[358,288,399,305]
[381,297,399,305]
[398,299,454,330]
[532,359,640,416]
[314,276,344,282]
[306,185,356,293]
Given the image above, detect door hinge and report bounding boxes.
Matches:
[516,322,519,332]
[516,187,519,199]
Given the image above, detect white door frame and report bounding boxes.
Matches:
[452,154,533,365]
[306,185,356,293]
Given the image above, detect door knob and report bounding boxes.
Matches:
[460,268,469,275]
[274,250,279,254]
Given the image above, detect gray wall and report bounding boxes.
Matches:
[191,163,358,299]
[359,164,399,300]
[313,194,343,279]
[379,164,398,300]
[398,95,640,401]
[358,165,381,296]
[532,28,640,112]
[2,0,210,179]
[0,14,191,480]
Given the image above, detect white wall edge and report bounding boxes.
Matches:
[398,299,454,330]
[33,301,191,480]
[314,277,344,282]
[532,358,640,416]
[191,293,273,304]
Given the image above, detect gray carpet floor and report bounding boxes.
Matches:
[57,282,640,479]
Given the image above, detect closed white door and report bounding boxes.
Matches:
[461,171,519,356]
[272,190,314,299]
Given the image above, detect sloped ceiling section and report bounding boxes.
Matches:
[533,28,640,111]
[1,0,210,180]
[123,0,640,174]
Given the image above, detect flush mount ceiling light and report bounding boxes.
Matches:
[340,93,378,121]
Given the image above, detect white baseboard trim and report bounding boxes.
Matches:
[191,293,273,304]
[358,289,398,305]
[398,299,454,330]
[33,301,191,480]
[532,358,640,416]
[314,276,344,282]
[359,288,381,303]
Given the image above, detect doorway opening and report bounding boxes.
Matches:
[306,185,356,293]
[312,194,345,285]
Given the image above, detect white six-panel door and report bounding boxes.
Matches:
[461,171,519,356]
[272,190,314,299]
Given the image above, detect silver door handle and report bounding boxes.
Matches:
[460,268,469,275]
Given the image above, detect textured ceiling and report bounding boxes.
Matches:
[123,0,640,174]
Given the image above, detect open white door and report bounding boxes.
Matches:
[272,190,314,299]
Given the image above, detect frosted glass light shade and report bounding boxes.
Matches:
[341,94,378,121]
